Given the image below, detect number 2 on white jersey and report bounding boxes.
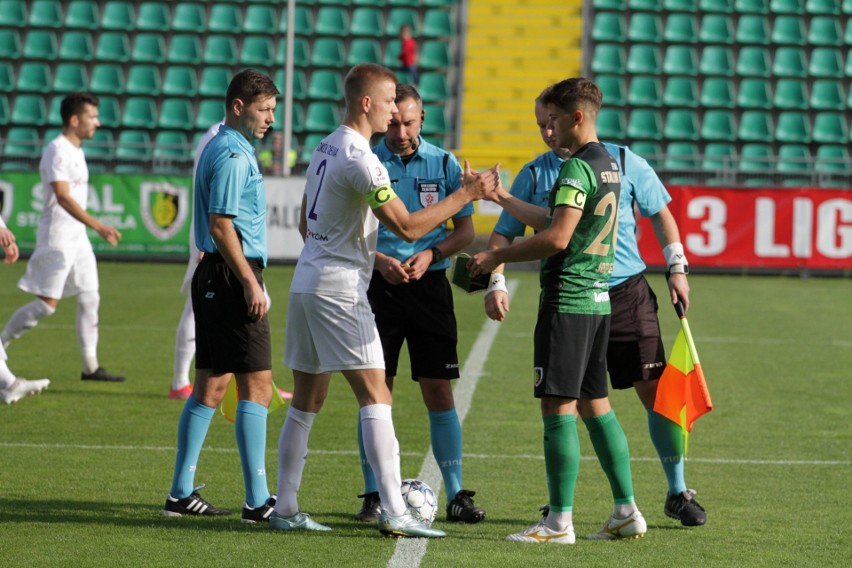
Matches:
[307,159,327,221]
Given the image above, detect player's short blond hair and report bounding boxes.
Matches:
[344,64,398,107]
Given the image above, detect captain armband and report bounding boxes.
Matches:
[365,185,397,210]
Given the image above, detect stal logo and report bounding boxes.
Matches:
[140,182,188,240]
[534,367,544,387]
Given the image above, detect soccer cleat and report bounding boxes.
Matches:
[164,487,232,517]
[81,367,125,382]
[354,491,382,523]
[242,496,277,524]
[446,489,486,523]
[378,510,447,538]
[269,511,332,532]
[665,489,707,527]
[0,378,50,404]
[587,510,647,540]
[169,385,193,400]
[506,520,575,544]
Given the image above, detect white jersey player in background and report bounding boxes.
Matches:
[1,92,124,383]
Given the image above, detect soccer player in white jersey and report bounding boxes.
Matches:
[271,63,498,537]
[0,218,50,404]
[1,93,125,383]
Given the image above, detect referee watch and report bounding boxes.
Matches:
[429,246,442,265]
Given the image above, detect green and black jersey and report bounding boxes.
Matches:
[540,142,621,315]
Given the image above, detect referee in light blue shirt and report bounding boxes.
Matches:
[352,84,487,525]
[165,70,281,523]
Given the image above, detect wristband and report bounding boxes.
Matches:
[662,242,688,269]
[429,246,442,265]
[667,264,688,275]
[485,272,508,298]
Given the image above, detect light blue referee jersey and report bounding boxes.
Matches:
[372,137,473,271]
[492,144,671,287]
[194,125,268,266]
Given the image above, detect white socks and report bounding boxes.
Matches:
[360,404,406,516]
[0,343,15,388]
[76,291,100,374]
[2,298,56,348]
[172,296,195,390]
[545,511,574,533]
[275,406,316,517]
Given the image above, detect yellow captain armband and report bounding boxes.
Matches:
[365,184,397,209]
[556,187,587,210]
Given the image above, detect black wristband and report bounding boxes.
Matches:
[429,246,442,264]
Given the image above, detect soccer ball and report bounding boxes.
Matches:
[400,479,437,526]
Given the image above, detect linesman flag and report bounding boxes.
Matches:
[654,301,713,437]
[220,377,290,423]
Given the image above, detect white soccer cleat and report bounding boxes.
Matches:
[0,378,50,404]
[506,520,576,544]
[588,510,647,540]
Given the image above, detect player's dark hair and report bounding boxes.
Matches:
[225,69,279,110]
[344,64,398,106]
[540,78,602,114]
[396,84,422,105]
[60,93,99,126]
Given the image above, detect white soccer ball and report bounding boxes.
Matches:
[400,479,437,526]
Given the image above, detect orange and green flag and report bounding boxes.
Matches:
[219,377,291,423]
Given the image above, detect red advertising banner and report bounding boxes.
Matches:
[637,186,852,271]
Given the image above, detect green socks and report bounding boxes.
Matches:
[583,410,635,505]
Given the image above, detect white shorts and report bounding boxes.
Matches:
[284,292,384,375]
[179,252,201,295]
[18,242,98,299]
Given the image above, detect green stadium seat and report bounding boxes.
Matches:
[86,129,114,160]
[845,19,852,44]
[665,0,699,9]
[627,76,662,106]
[701,0,735,11]
[29,1,63,28]
[11,95,48,126]
[735,14,771,44]
[770,0,804,12]
[419,73,450,103]
[777,144,811,172]
[137,2,170,31]
[702,142,736,169]
[273,69,307,99]
[700,109,737,141]
[664,109,700,141]
[419,41,452,69]
[736,0,770,11]
[354,0,388,5]
[700,46,734,76]
[664,13,698,43]
[306,102,341,133]
[738,110,774,142]
[846,50,852,76]
[122,96,157,129]
[663,45,697,74]
[96,32,130,63]
[771,15,806,44]
[90,64,125,94]
[276,37,310,67]
[383,39,402,68]
[387,0,421,6]
[815,144,849,171]
[47,95,64,126]
[0,0,27,27]
[0,63,12,93]
[101,2,135,31]
[663,77,698,107]
[812,111,848,142]
[195,99,225,130]
[385,8,419,36]
[808,16,843,46]
[315,7,350,36]
[279,6,313,35]
[168,35,203,65]
[173,3,207,32]
[243,4,277,34]
[737,78,772,108]
[351,8,384,37]
[809,79,845,110]
[310,38,345,67]
[240,36,275,66]
[597,75,626,106]
[273,103,305,134]
[16,62,52,93]
[132,33,166,64]
[664,142,700,169]
[596,109,626,139]
[699,14,734,43]
[115,130,152,161]
[347,38,382,65]
[300,133,324,164]
[0,30,21,59]
[208,4,242,33]
[422,104,448,135]
[736,46,771,76]
[308,70,344,101]
[0,95,9,125]
[97,95,120,128]
[3,128,41,158]
[126,65,161,96]
[775,111,811,142]
[595,0,628,6]
[199,67,231,97]
[806,0,841,12]
[772,46,807,77]
[627,44,661,74]
[59,31,94,61]
[24,30,58,59]
[65,1,99,30]
[159,99,194,130]
[700,77,735,108]
[629,0,662,8]
[740,143,774,170]
[630,141,663,167]
[628,13,661,42]
[627,109,663,140]
[423,9,454,38]
[809,48,844,79]
[592,44,626,74]
[154,130,190,161]
[163,66,198,98]
[53,63,88,93]
[203,36,238,66]
[773,79,808,109]
[593,12,626,42]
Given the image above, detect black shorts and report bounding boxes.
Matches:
[367,270,459,380]
[192,253,272,374]
[607,273,666,389]
[533,311,610,400]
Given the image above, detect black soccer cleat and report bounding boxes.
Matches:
[242,495,277,523]
[81,367,125,382]
[354,491,381,523]
[664,489,707,527]
[446,489,486,523]
[164,489,232,517]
